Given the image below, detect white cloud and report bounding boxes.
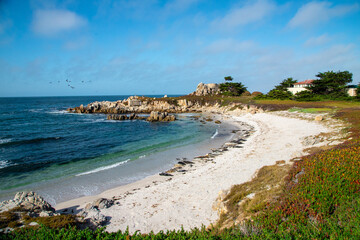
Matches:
[32,9,87,36]
[300,44,357,66]
[305,34,331,47]
[288,1,359,28]
[212,0,276,30]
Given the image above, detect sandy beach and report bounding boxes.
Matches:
[55,111,342,233]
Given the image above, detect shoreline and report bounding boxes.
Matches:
[0,113,236,204]
[54,114,249,209]
[55,110,341,233]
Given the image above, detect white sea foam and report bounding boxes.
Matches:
[47,110,69,115]
[94,119,107,123]
[211,129,219,139]
[76,159,130,176]
[0,160,9,169]
[0,138,11,144]
[83,118,107,123]
[139,155,146,159]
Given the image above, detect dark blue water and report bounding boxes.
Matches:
[0,96,231,204]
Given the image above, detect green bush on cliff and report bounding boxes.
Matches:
[219,82,247,96]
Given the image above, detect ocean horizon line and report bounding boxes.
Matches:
[0,94,186,99]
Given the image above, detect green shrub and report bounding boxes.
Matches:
[253,93,267,100]
[219,82,247,96]
[266,89,293,100]
[294,91,321,101]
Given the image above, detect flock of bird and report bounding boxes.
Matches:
[65,79,75,89]
[48,79,92,89]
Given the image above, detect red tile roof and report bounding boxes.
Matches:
[294,79,314,85]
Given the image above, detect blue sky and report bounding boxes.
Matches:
[0,0,359,97]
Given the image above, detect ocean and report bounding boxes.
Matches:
[0,96,235,205]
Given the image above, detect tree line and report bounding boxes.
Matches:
[218,71,359,101]
[254,70,359,101]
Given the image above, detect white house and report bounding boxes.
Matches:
[287,79,314,95]
[287,80,358,96]
[346,85,358,97]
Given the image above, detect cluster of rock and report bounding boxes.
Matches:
[146,111,176,122]
[0,191,117,232]
[67,96,188,114]
[106,111,176,122]
[159,158,194,176]
[191,83,220,96]
[158,122,255,177]
[301,135,323,146]
[67,96,266,117]
[65,82,268,116]
[0,191,57,218]
[77,198,114,227]
[107,113,146,121]
[0,192,60,233]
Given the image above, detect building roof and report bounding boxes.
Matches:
[294,79,314,85]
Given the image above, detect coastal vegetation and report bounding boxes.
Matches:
[256,71,358,102]
[1,73,360,239]
[224,76,233,82]
[1,97,360,239]
[219,82,247,96]
[218,76,247,97]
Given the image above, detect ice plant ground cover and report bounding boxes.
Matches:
[253,108,360,239]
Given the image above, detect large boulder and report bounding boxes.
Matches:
[147,111,176,122]
[193,83,220,96]
[84,198,114,210]
[0,191,56,216]
[107,114,146,121]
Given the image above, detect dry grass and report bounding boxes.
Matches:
[216,164,291,229]
[26,215,78,229]
[0,207,27,229]
[254,99,360,110]
[1,207,78,230]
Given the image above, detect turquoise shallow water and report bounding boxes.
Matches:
[0,96,235,204]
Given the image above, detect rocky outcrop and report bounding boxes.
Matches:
[107,113,146,121]
[78,198,114,226]
[66,84,267,116]
[147,111,176,122]
[301,135,323,146]
[0,191,57,217]
[67,96,185,114]
[68,96,266,117]
[85,198,114,210]
[107,112,176,122]
[192,83,220,96]
[212,190,229,216]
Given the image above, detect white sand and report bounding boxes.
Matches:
[55,112,338,233]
